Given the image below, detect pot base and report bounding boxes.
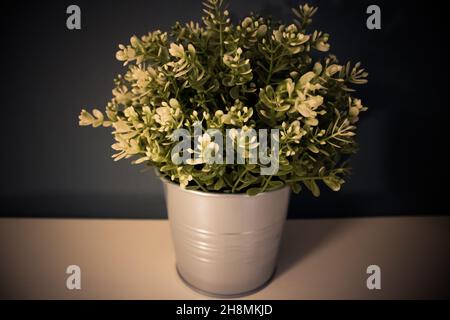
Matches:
[176,264,277,298]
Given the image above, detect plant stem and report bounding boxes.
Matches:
[219,23,223,64]
[265,43,274,85]
[285,176,323,183]
[265,43,281,85]
[261,175,272,193]
[232,168,248,193]
[192,177,208,192]
[222,173,233,188]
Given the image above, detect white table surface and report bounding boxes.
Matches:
[0,216,449,299]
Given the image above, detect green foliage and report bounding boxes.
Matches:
[79,1,368,196]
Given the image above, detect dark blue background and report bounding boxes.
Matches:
[0,0,448,218]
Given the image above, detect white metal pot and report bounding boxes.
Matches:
[160,177,291,297]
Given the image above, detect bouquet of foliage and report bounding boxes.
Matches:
[79,0,368,196]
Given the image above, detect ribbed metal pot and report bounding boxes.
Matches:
[161,177,291,297]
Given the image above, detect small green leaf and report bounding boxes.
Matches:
[230,86,240,99]
[307,144,320,153]
[267,180,284,191]
[303,180,320,197]
[247,188,263,196]
[291,182,302,194]
[160,164,177,172]
[323,176,341,191]
[213,178,225,191]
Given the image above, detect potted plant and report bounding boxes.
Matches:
[79,0,368,297]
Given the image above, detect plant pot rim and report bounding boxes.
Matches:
[155,168,289,198]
